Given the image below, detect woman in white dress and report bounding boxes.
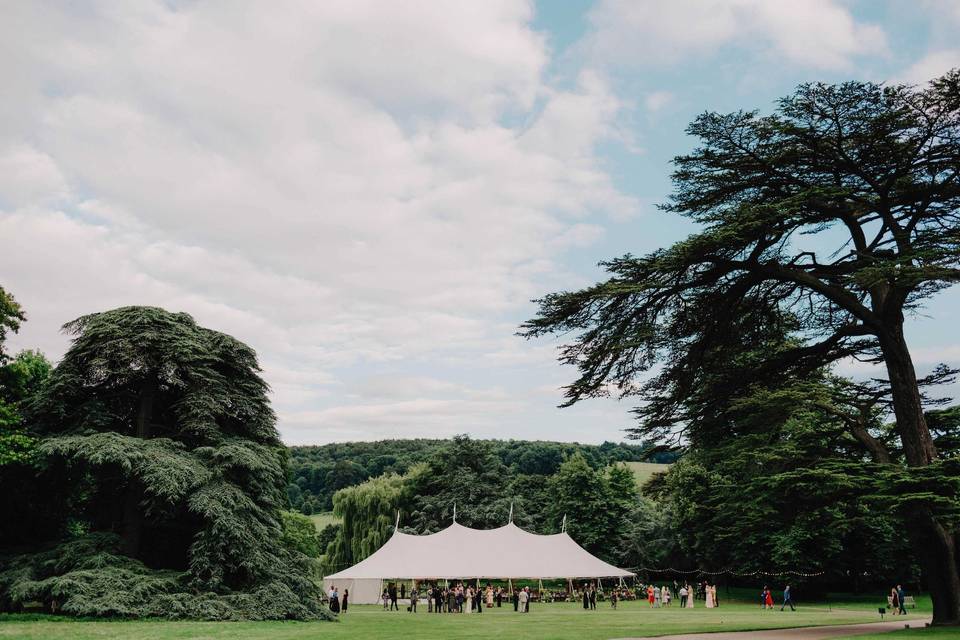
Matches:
[466,587,473,613]
[705,584,715,608]
[685,584,694,608]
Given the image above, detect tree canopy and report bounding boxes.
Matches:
[287,437,666,514]
[0,305,331,620]
[0,286,25,365]
[523,72,960,625]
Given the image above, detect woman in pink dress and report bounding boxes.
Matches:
[705,584,715,608]
[685,584,695,608]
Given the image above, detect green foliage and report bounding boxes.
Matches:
[288,437,669,514]
[0,533,334,621]
[2,306,327,620]
[0,303,56,548]
[406,436,519,531]
[0,429,36,466]
[322,470,417,574]
[545,455,638,556]
[655,376,923,586]
[0,350,52,465]
[0,286,25,365]
[612,496,676,571]
[280,511,324,558]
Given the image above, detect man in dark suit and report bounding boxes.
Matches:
[781,584,795,611]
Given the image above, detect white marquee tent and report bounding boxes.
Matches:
[323,521,634,604]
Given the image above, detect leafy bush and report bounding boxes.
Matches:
[0,533,335,621]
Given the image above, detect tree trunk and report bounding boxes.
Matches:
[880,326,960,626]
[120,381,156,558]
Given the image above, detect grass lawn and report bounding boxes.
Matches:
[0,598,930,640]
[624,462,670,487]
[308,511,340,530]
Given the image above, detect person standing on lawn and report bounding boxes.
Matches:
[897,585,907,615]
[781,584,795,611]
[329,586,340,614]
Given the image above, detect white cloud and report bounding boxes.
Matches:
[0,1,638,444]
[0,145,70,208]
[582,0,887,70]
[895,50,960,85]
[644,91,675,113]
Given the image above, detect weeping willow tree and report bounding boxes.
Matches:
[0,306,332,620]
[322,467,424,575]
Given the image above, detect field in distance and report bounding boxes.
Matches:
[624,461,670,487]
[309,512,340,529]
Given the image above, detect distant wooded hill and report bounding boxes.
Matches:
[286,438,676,514]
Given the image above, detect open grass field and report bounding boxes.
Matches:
[308,511,340,530]
[624,461,671,487]
[0,598,932,640]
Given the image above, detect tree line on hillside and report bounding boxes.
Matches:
[287,439,674,514]
[0,292,332,620]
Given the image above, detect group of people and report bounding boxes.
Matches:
[374,582,536,614]
[760,585,795,611]
[645,584,674,607]
[326,585,348,613]
[325,579,806,615]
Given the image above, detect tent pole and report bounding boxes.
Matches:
[508,578,513,595]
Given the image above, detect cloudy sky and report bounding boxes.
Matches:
[1,1,958,445]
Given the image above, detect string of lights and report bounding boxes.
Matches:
[631,566,825,578]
